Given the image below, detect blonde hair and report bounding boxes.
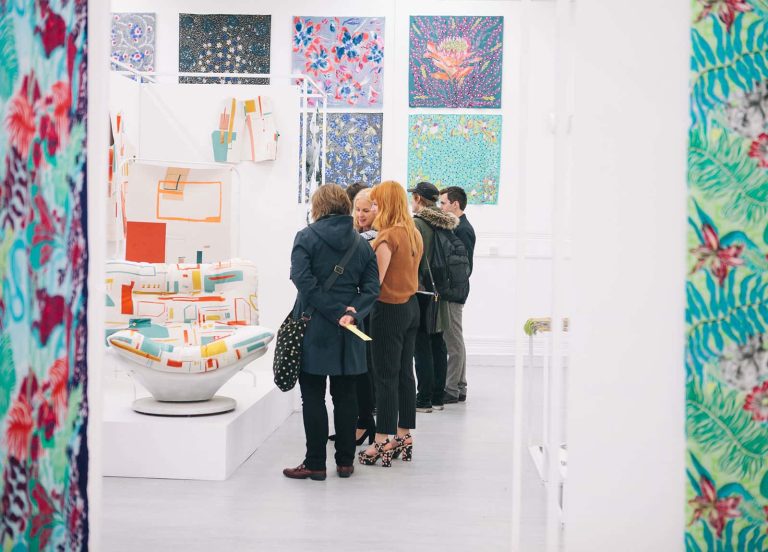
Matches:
[370,181,420,254]
[353,188,374,231]
[311,184,351,222]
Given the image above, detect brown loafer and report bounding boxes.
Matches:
[337,465,354,478]
[283,463,326,481]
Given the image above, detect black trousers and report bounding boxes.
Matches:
[370,296,420,435]
[299,371,358,470]
[415,296,448,407]
[355,315,376,430]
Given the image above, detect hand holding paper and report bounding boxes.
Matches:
[343,324,372,342]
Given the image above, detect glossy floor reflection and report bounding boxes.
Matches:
[103,363,551,551]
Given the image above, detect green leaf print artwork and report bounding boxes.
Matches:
[688,1,768,547]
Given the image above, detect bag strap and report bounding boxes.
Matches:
[423,248,439,301]
[300,234,360,319]
[322,236,359,292]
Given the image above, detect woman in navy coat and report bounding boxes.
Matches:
[283,184,380,481]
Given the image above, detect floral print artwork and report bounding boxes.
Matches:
[291,16,385,108]
[408,114,501,205]
[0,0,89,549]
[111,13,155,72]
[409,16,503,108]
[179,14,271,84]
[687,1,768,546]
[325,113,382,187]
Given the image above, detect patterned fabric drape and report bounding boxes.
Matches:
[687,1,768,546]
[0,0,89,549]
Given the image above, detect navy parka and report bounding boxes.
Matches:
[290,214,380,376]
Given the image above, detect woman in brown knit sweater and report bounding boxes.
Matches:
[358,181,423,467]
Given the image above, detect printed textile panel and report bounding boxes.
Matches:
[179,14,271,84]
[409,15,503,108]
[408,114,501,205]
[0,0,89,550]
[297,112,382,201]
[326,113,382,188]
[108,323,274,374]
[686,2,768,547]
[104,259,260,332]
[111,13,155,72]
[291,16,385,108]
[298,112,324,203]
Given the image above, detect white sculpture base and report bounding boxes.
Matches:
[132,396,236,416]
[103,356,296,480]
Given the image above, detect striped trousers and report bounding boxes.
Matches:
[370,296,420,435]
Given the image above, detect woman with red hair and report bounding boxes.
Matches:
[358,181,423,467]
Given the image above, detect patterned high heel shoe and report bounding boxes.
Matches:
[391,434,413,462]
[357,440,394,467]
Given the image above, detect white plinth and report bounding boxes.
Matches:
[132,396,236,416]
[103,360,296,481]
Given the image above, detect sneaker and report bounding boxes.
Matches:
[442,392,459,405]
[432,404,444,411]
[416,405,433,413]
[458,393,467,402]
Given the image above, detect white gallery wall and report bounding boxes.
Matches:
[109,0,559,360]
[566,0,688,550]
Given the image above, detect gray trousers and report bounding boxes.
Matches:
[443,302,467,399]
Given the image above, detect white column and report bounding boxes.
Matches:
[86,0,110,549]
[565,1,689,550]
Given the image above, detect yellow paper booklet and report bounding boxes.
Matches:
[343,324,372,341]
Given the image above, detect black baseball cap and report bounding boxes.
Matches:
[407,181,440,202]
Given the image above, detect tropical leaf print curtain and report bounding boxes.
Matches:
[688,1,768,548]
[0,0,89,550]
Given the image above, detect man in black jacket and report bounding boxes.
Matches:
[439,187,476,404]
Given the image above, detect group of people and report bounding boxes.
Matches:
[283,179,476,481]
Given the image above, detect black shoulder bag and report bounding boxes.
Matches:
[273,238,360,391]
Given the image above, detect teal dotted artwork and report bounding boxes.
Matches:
[408,114,501,205]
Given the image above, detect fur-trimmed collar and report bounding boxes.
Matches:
[415,206,459,230]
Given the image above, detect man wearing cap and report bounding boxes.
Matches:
[409,181,460,413]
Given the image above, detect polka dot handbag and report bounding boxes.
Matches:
[273,237,360,391]
[272,312,307,392]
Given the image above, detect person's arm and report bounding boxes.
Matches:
[456,225,475,275]
[375,242,392,284]
[348,250,381,321]
[290,233,348,323]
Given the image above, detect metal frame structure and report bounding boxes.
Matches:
[109,59,328,205]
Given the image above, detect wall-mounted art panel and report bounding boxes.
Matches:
[408,114,501,204]
[179,14,271,84]
[291,16,385,108]
[409,15,504,108]
[111,12,156,72]
[123,164,232,263]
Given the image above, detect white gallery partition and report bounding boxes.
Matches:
[565,0,689,550]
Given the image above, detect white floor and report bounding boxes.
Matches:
[102,363,551,551]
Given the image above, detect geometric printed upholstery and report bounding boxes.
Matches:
[105,259,260,332]
[105,259,272,373]
[108,321,273,373]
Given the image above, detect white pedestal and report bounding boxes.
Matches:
[103,361,296,481]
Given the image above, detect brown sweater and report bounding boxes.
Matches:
[373,225,423,304]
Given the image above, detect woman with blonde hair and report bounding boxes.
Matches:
[358,181,423,467]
